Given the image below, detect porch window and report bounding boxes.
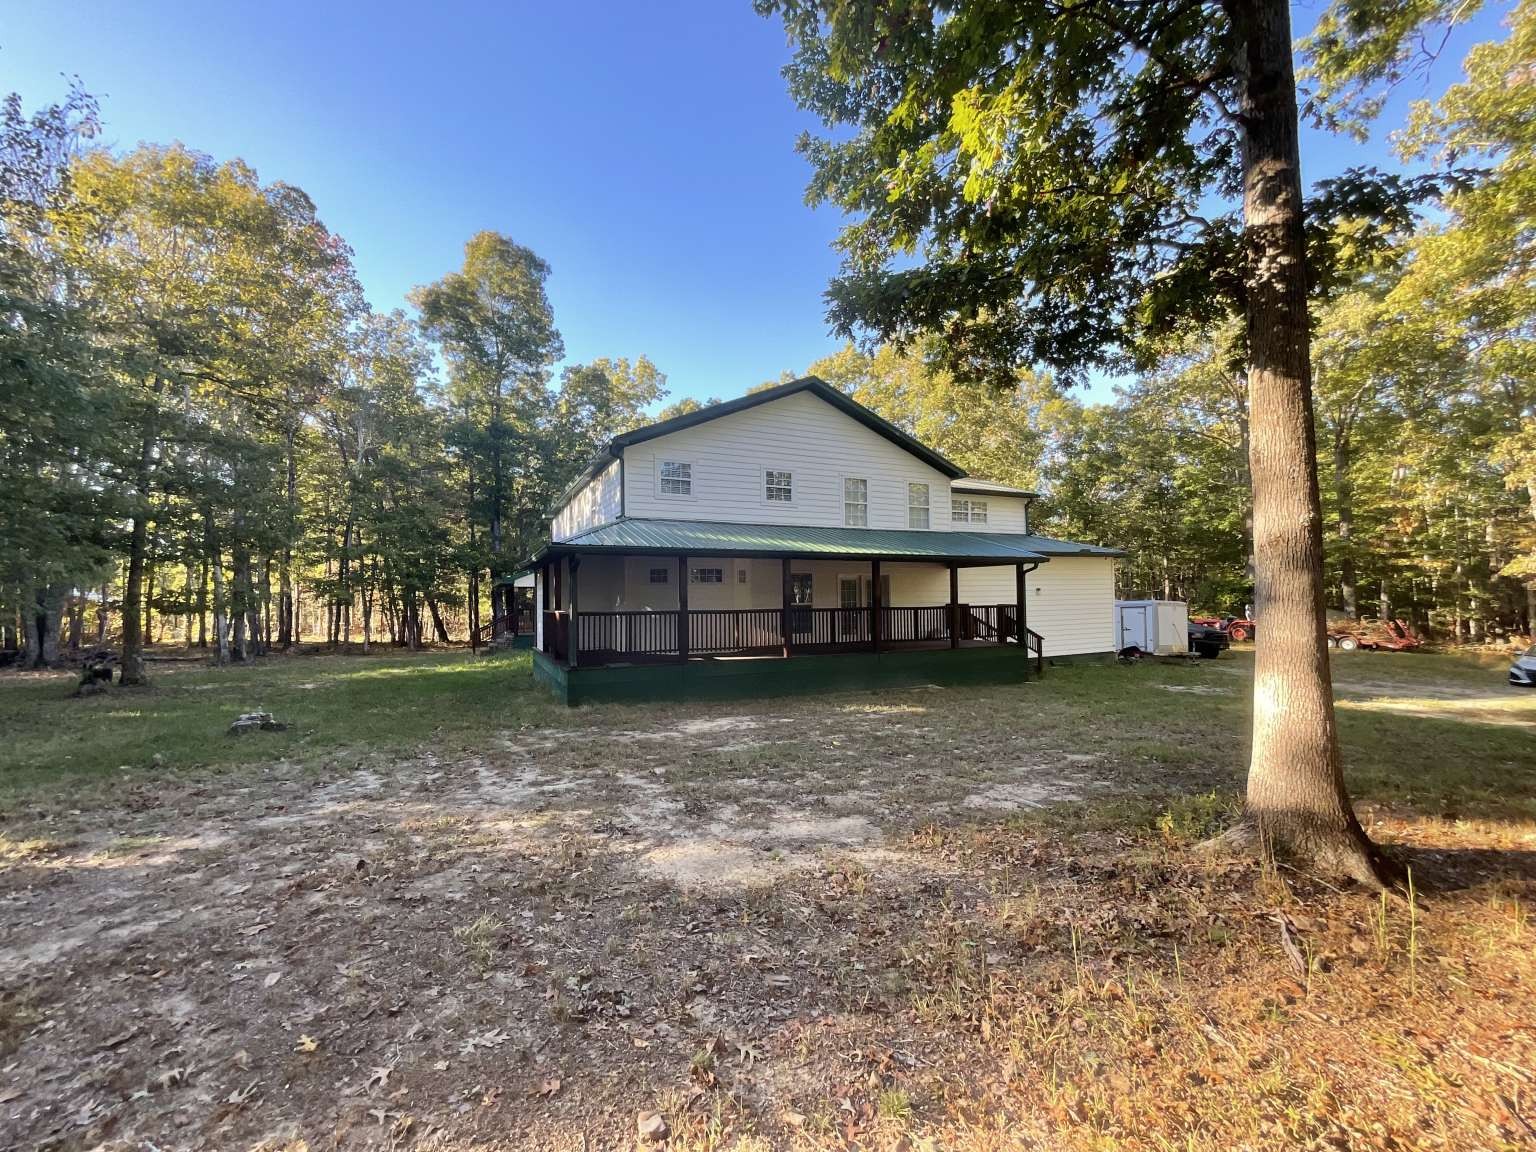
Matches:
[952,498,988,524]
[660,460,691,496]
[689,567,724,584]
[908,482,930,529]
[765,469,793,503]
[648,567,669,584]
[844,477,868,526]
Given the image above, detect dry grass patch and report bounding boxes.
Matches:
[0,646,1531,1149]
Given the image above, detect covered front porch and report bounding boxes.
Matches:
[525,523,1049,703]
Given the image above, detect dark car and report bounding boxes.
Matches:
[1188,621,1231,660]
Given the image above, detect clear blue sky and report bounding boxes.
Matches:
[0,0,1511,407]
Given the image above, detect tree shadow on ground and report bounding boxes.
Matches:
[1389,844,1536,893]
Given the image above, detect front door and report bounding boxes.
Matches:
[790,573,814,635]
[838,576,865,640]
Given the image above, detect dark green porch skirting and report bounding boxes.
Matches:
[533,645,1047,706]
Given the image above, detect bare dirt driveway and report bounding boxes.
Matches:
[1,648,1533,1150]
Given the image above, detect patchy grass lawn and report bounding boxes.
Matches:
[0,646,1532,1150]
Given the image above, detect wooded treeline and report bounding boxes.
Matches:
[1,91,664,675]
[791,0,1536,642]
[5,0,1533,676]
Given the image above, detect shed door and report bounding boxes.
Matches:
[1119,606,1149,652]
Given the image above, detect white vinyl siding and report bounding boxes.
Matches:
[621,390,952,529]
[907,483,930,529]
[950,490,1028,532]
[551,458,622,541]
[958,556,1117,656]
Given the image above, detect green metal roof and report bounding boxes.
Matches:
[530,519,1122,565]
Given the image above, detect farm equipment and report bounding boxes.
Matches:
[1326,617,1423,652]
[1190,614,1257,642]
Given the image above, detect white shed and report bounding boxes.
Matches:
[1114,600,1188,656]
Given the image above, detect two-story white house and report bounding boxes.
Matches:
[523,376,1121,704]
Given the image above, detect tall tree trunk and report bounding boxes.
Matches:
[22,588,41,668]
[196,556,208,649]
[1333,435,1357,618]
[232,545,249,661]
[427,596,451,644]
[39,586,64,666]
[121,512,151,684]
[68,593,84,652]
[1223,0,1388,885]
[361,563,374,655]
[207,516,231,665]
[143,552,156,651]
[279,423,297,648]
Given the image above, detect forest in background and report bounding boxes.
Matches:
[3,0,1533,670]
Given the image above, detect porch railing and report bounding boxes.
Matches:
[474,606,536,648]
[540,604,1042,671]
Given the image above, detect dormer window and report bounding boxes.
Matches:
[659,460,691,496]
[765,469,793,503]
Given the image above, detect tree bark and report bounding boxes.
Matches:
[22,589,41,668]
[68,593,84,652]
[1333,436,1357,618]
[1221,0,1391,886]
[279,422,298,648]
[427,596,451,644]
[196,556,208,649]
[206,514,231,665]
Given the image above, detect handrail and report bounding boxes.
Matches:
[1026,628,1044,675]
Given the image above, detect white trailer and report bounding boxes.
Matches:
[1114,599,1188,656]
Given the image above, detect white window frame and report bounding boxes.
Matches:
[689,566,725,585]
[843,476,868,527]
[657,459,693,499]
[908,482,930,530]
[764,468,794,505]
[952,498,989,525]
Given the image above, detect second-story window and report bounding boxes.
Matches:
[660,460,691,496]
[765,469,793,503]
[844,477,868,526]
[908,482,930,529]
[953,498,989,524]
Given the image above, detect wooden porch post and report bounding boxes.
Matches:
[678,554,689,663]
[781,558,792,658]
[567,556,581,670]
[1015,562,1026,668]
[949,562,960,649]
[871,559,882,652]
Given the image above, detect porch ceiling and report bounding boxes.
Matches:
[532,518,1072,565]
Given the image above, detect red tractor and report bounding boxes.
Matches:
[1190,614,1257,642]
